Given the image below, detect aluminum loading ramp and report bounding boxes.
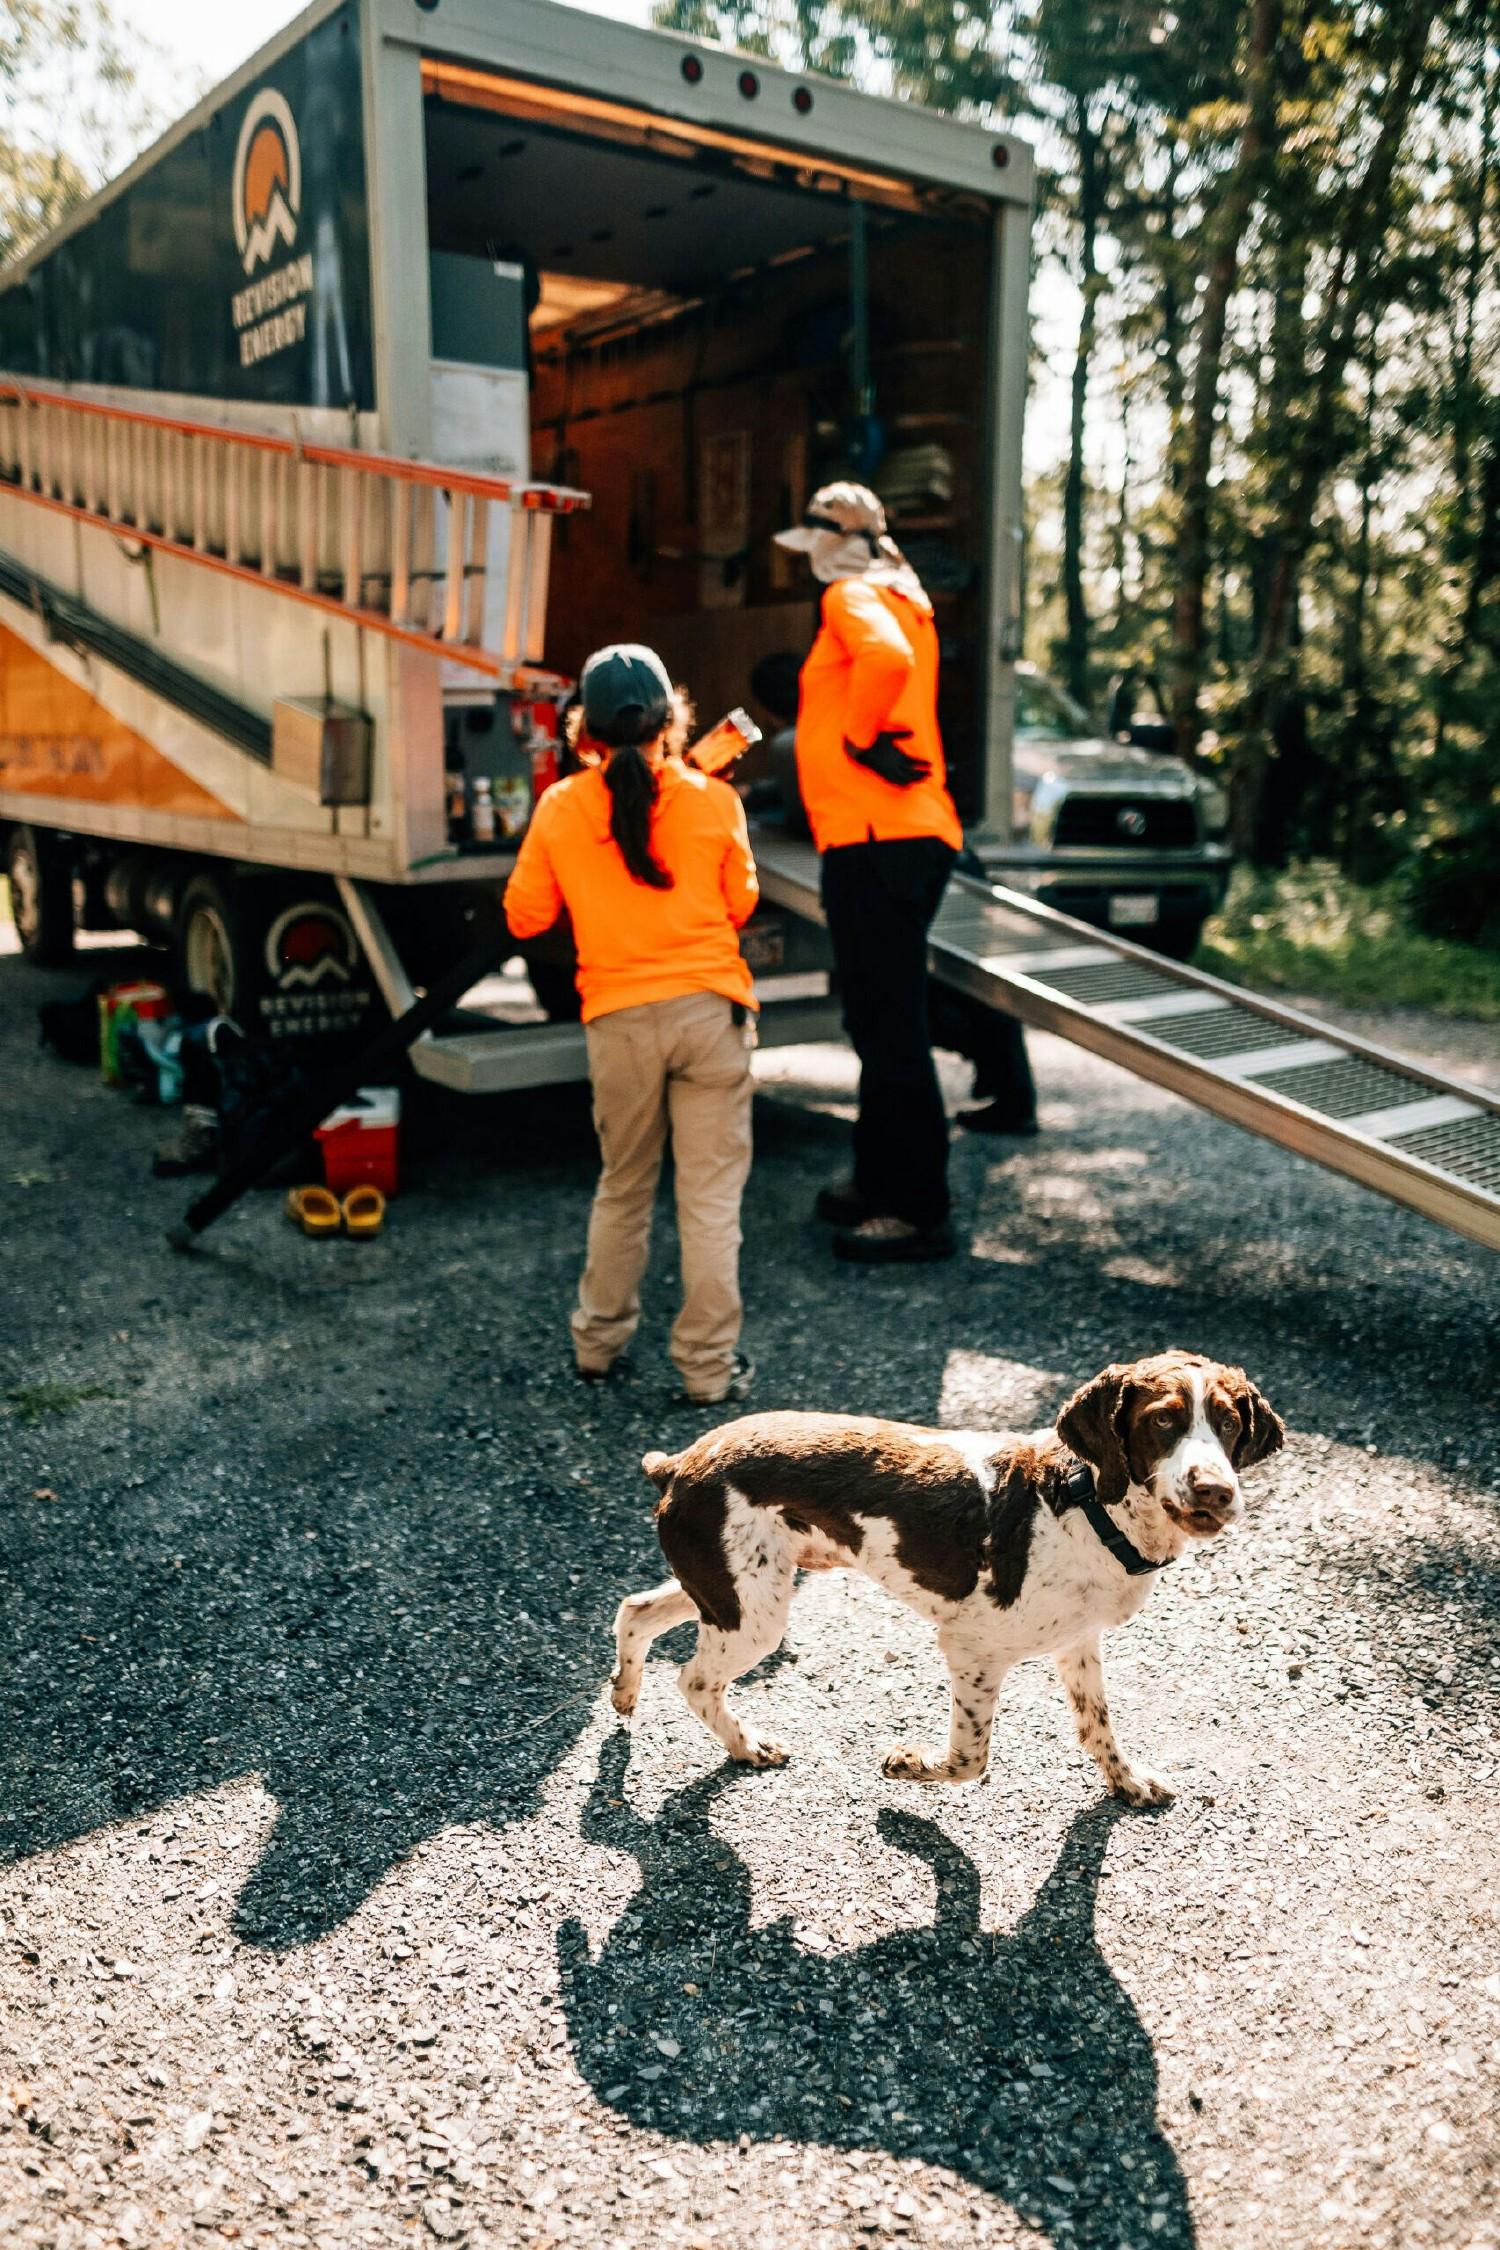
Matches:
[752,833,1500,1254]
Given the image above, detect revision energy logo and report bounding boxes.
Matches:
[265,904,354,992]
[229,88,314,369]
[234,89,300,273]
[258,903,372,1042]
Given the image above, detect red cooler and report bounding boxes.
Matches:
[316,1086,401,1197]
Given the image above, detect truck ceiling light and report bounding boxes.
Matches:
[992,142,1011,167]
[681,54,704,85]
[793,86,814,114]
[738,70,760,99]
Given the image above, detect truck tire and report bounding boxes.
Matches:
[175,871,246,1015]
[5,825,75,965]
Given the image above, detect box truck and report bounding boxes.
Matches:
[0,0,1226,1089]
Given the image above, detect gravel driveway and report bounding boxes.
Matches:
[2,926,1497,2250]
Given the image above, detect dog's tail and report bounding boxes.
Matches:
[641,1449,678,1494]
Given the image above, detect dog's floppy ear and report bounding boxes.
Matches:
[1057,1365,1133,1505]
[1228,1371,1285,1468]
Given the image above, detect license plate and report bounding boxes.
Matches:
[741,916,786,972]
[1108,893,1159,928]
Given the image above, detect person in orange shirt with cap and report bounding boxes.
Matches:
[504,643,760,1404]
[774,481,963,1262]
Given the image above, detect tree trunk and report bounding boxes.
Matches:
[1158,150,1185,483]
[1247,224,1311,865]
[1167,0,1283,765]
[1061,109,1102,707]
[1237,0,1437,812]
[1451,3,1493,514]
[1257,588,1308,864]
[1436,3,1497,756]
[1337,333,1380,873]
[1113,391,1133,635]
[1461,405,1500,654]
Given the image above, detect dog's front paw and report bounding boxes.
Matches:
[881,1743,972,1784]
[609,1668,638,1718]
[736,1734,790,1769]
[1110,1765,1175,1808]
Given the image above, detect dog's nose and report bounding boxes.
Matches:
[1186,1465,1237,1511]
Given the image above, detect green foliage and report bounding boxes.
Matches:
[3,1380,121,1425]
[662,0,1499,984]
[0,132,88,264]
[1197,862,1500,1019]
[0,0,180,266]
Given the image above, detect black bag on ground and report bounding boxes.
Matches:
[37,980,109,1065]
[210,1026,315,1176]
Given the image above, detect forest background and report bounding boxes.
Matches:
[4,0,1498,1007]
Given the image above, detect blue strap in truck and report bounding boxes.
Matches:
[751,831,1500,1255]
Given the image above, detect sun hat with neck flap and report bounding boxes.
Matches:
[580,643,674,746]
[773,480,928,604]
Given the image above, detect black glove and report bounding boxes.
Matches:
[844,727,931,788]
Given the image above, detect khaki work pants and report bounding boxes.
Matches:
[572,989,755,1396]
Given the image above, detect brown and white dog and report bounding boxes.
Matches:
[611,1352,1284,1806]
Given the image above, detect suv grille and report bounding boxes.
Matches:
[1053,796,1199,849]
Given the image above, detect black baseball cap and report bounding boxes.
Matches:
[579,643,674,743]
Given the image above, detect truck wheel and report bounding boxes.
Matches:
[5,825,76,965]
[176,872,245,1014]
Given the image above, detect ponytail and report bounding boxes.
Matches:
[603,739,673,890]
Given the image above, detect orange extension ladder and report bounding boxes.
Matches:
[0,377,589,681]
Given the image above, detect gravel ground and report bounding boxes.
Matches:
[2,923,1498,2250]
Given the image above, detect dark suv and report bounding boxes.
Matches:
[988,666,1231,960]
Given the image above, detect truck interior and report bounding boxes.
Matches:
[420,63,995,816]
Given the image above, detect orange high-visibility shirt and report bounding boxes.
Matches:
[503,760,759,1023]
[794,576,963,854]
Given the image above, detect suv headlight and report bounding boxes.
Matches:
[1197,779,1230,837]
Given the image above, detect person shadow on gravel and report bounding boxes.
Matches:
[557,1733,1194,2250]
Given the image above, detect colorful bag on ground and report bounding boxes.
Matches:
[98,981,170,1086]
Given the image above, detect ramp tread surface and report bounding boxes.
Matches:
[747,827,1499,1251]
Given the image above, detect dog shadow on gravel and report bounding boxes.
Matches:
[558,1733,1194,2250]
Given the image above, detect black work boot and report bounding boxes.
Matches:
[833,1216,957,1265]
[814,1180,869,1226]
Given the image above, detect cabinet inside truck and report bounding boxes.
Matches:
[421,66,994,817]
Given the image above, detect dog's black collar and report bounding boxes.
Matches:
[1063,1461,1172,1576]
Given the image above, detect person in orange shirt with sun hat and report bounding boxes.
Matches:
[503,644,760,1406]
[774,481,963,1263]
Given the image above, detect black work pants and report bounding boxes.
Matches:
[927,984,1037,1116]
[821,837,956,1228]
